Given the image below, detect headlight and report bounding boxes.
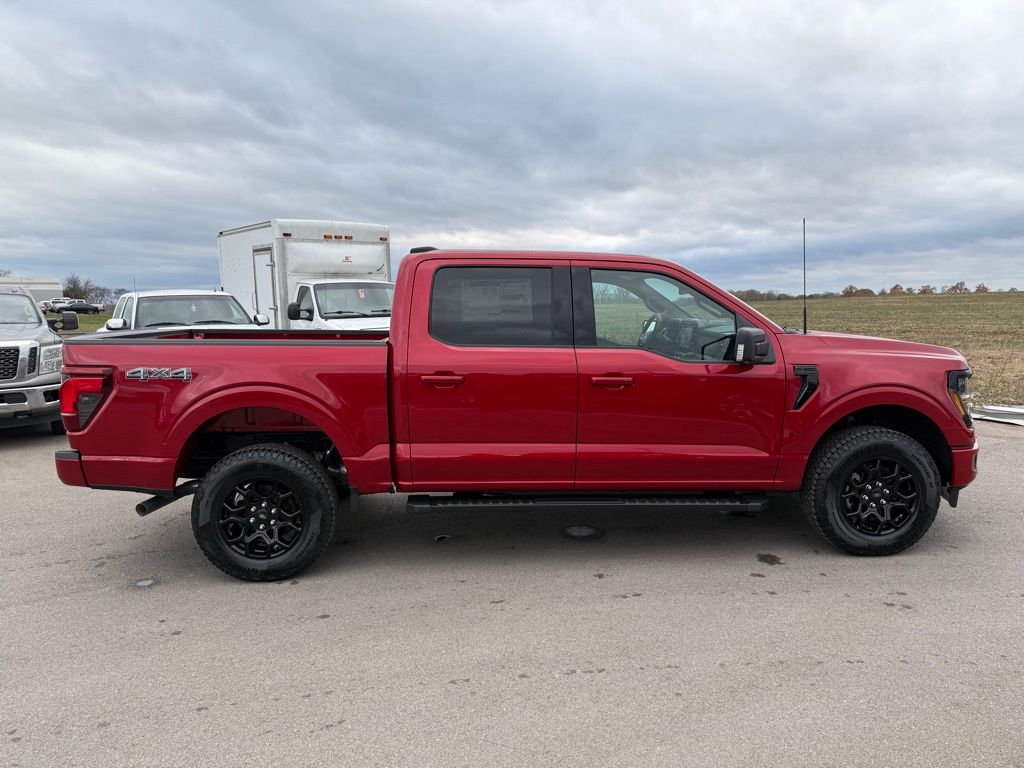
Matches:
[947,369,973,427]
[40,344,63,374]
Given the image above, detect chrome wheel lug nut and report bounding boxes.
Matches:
[250,506,256,512]
[261,501,268,508]
[249,517,255,523]
[270,519,276,526]
[259,524,265,530]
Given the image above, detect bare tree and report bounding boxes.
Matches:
[974,283,989,293]
[943,281,969,294]
[889,283,905,296]
[841,284,858,297]
[0,268,11,278]
[63,273,98,300]
[919,285,936,295]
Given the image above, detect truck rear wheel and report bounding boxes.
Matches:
[801,426,941,555]
[191,443,340,581]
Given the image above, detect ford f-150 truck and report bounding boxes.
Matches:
[54,249,979,581]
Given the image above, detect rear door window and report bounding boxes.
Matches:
[429,266,570,346]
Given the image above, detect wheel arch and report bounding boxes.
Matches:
[803,394,953,485]
[167,386,358,486]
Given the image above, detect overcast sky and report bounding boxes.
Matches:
[2,0,1023,293]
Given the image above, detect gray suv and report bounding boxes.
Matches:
[0,287,78,434]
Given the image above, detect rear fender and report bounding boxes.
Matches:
[167,385,358,475]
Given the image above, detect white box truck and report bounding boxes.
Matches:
[218,219,394,331]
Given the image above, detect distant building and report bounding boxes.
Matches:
[0,276,62,303]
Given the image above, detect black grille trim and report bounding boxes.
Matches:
[0,348,18,380]
[26,346,38,376]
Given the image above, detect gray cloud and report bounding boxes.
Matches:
[1,0,1023,292]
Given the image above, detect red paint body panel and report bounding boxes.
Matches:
[61,336,391,493]
[56,250,978,505]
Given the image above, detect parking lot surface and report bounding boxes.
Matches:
[2,422,1022,767]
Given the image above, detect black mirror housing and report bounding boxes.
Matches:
[286,302,301,321]
[47,311,79,332]
[735,326,770,364]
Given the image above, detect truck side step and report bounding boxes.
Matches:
[406,493,769,515]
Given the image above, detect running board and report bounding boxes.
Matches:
[406,493,769,515]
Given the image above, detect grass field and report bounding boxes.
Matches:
[750,292,1024,405]
[67,311,111,334]
[60,294,1023,405]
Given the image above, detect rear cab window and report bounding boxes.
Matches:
[429,266,571,346]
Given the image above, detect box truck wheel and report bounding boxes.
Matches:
[191,443,339,581]
[801,426,941,555]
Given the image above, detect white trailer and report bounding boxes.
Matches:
[218,219,393,330]
[0,276,62,304]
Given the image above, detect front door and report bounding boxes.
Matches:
[573,262,786,490]
[405,260,577,491]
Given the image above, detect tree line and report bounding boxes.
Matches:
[733,282,1018,301]
[61,274,129,306]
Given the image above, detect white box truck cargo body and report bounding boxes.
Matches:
[0,276,62,304]
[218,219,392,330]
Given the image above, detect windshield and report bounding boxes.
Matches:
[314,283,394,318]
[0,294,41,325]
[136,295,252,328]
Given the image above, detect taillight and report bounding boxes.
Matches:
[60,376,106,431]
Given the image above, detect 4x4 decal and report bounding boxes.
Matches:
[126,367,192,382]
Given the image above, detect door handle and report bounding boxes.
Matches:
[421,374,465,388]
[591,375,634,389]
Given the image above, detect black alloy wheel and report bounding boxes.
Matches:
[838,457,920,536]
[217,477,305,559]
[801,426,941,556]
[191,443,341,581]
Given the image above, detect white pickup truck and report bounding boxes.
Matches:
[102,290,269,331]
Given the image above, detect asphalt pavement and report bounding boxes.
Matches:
[1,422,1022,767]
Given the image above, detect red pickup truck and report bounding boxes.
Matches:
[55,249,979,580]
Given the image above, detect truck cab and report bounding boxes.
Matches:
[286,279,394,332]
[0,287,77,433]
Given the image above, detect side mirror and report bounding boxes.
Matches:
[254,314,270,326]
[104,317,128,331]
[287,302,312,321]
[47,311,80,332]
[734,326,771,364]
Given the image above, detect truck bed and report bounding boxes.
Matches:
[60,328,393,494]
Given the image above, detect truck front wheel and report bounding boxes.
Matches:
[191,443,340,581]
[802,426,941,555]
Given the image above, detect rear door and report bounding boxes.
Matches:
[251,247,275,320]
[573,262,786,490]
[405,259,577,490]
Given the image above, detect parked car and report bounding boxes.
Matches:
[61,300,102,315]
[55,248,979,581]
[102,290,269,331]
[1,287,78,433]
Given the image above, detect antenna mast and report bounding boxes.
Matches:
[802,218,808,334]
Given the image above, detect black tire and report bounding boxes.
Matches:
[50,419,66,435]
[801,426,941,555]
[191,443,340,581]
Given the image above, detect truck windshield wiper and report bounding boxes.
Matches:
[193,319,240,325]
[323,310,371,318]
[369,309,392,315]
[143,322,187,327]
